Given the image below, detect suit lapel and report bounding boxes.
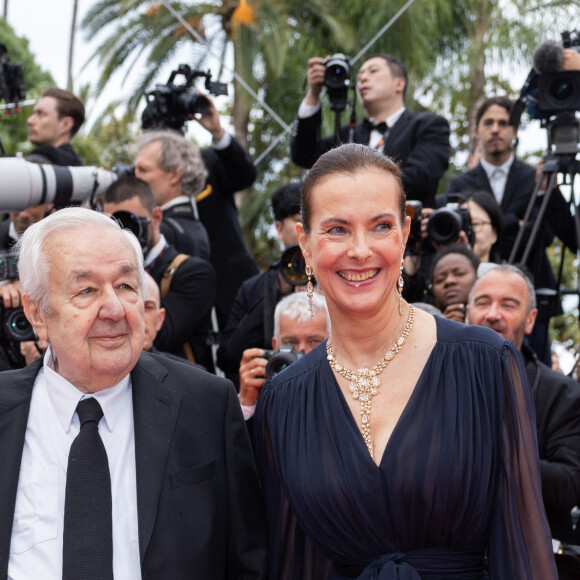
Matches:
[131,354,181,563]
[383,109,411,157]
[0,361,41,575]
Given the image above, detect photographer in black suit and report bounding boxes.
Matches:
[445,96,577,361]
[290,54,450,208]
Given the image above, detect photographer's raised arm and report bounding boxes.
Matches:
[304,57,327,107]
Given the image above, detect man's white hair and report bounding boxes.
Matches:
[136,130,208,197]
[15,207,146,314]
[273,291,330,338]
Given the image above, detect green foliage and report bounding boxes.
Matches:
[549,244,580,346]
[0,18,54,153]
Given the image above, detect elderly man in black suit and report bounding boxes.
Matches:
[290,53,450,208]
[467,264,580,550]
[0,207,266,579]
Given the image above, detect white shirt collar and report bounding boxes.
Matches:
[42,346,132,435]
[161,195,190,211]
[144,234,167,267]
[369,106,406,129]
[480,154,514,179]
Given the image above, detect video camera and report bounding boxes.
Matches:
[511,31,580,156]
[141,64,228,131]
[322,53,351,112]
[263,345,304,378]
[0,43,25,105]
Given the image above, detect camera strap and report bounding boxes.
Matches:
[161,253,196,363]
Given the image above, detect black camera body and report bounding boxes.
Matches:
[141,64,228,131]
[0,251,18,280]
[111,210,149,252]
[322,53,351,112]
[263,345,304,378]
[0,43,26,104]
[428,203,474,246]
[405,201,423,255]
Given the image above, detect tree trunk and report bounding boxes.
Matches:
[467,0,492,134]
[67,0,79,91]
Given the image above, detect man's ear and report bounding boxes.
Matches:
[395,76,406,96]
[22,294,49,341]
[59,115,74,138]
[169,169,183,188]
[271,336,279,350]
[151,206,163,229]
[157,307,166,332]
[525,308,538,336]
[274,221,283,242]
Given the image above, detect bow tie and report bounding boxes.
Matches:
[363,118,388,133]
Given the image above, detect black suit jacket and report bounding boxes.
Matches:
[522,346,580,543]
[445,159,577,292]
[290,108,450,208]
[0,352,267,579]
[147,244,217,371]
[199,138,260,329]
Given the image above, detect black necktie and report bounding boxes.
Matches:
[63,398,114,580]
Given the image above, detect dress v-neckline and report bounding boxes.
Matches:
[328,319,440,468]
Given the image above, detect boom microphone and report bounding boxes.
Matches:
[0,158,117,211]
[533,41,564,73]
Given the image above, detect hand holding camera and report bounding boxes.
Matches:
[239,347,268,406]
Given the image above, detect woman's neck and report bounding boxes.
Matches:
[328,299,409,368]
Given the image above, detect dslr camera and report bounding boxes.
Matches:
[428,203,474,246]
[0,301,34,343]
[263,345,304,378]
[322,53,351,112]
[141,64,228,131]
[405,199,474,254]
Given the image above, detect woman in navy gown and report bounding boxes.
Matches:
[254,143,556,579]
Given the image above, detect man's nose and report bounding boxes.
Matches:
[99,289,125,320]
[484,303,501,320]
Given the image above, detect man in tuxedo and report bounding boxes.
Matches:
[0,207,266,579]
[290,54,450,207]
[466,264,580,547]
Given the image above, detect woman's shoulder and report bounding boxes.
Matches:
[434,315,508,353]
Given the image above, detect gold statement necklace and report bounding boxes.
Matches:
[326,304,415,458]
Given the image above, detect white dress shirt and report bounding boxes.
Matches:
[480,155,514,205]
[297,99,405,148]
[8,348,141,580]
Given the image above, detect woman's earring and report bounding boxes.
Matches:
[305,265,314,318]
[397,260,404,315]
